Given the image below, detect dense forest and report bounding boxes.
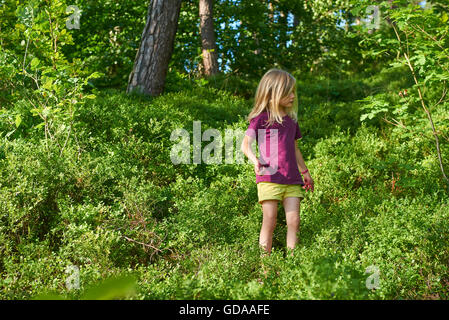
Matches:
[1,0,449,300]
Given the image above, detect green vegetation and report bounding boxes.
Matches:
[1,69,448,299]
[1,0,448,300]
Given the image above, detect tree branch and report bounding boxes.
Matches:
[390,21,449,190]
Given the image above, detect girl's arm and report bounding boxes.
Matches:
[294,143,308,172]
[241,135,264,176]
[241,135,259,165]
[295,143,314,191]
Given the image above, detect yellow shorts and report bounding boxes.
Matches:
[257,182,306,204]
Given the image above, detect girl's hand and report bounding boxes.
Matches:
[254,160,265,176]
[302,171,314,192]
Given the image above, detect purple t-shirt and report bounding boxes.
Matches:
[245,111,304,185]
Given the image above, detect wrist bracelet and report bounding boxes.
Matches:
[301,169,309,175]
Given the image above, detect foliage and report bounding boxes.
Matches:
[169,0,369,78]
[350,0,449,190]
[0,0,102,155]
[1,70,448,299]
[61,0,147,88]
[34,273,137,300]
[1,0,449,301]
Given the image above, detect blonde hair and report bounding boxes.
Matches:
[247,68,298,127]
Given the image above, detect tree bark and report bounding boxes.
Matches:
[199,0,219,76]
[127,0,182,97]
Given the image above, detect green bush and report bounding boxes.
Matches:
[1,70,448,300]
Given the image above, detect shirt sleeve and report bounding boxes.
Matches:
[294,121,303,140]
[245,116,259,139]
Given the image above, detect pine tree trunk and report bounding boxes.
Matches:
[127,0,182,96]
[199,0,219,76]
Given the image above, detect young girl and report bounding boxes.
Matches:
[241,68,314,255]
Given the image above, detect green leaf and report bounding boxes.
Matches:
[397,20,406,29]
[86,72,102,80]
[15,114,22,128]
[435,73,449,81]
[42,77,54,90]
[350,6,362,17]
[30,107,41,115]
[442,12,448,23]
[415,55,426,66]
[389,61,405,68]
[84,94,96,99]
[80,275,137,300]
[32,122,45,130]
[360,113,369,121]
[5,129,16,138]
[30,57,40,69]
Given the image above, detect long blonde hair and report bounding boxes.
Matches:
[247,68,298,127]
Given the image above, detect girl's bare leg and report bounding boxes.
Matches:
[283,197,301,254]
[259,200,278,254]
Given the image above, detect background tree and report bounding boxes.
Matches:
[1,0,448,301]
[127,0,182,96]
[199,0,219,76]
[62,0,148,88]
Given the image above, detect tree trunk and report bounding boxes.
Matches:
[199,0,219,76]
[127,0,182,97]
